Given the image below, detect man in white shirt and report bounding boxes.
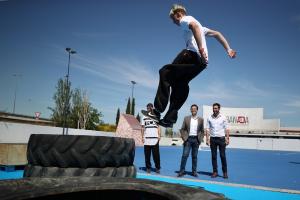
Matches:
[177,104,204,177]
[205,103,230,179]
[141,4,236,128]
[141,103,161,174]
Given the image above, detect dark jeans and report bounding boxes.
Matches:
[210,137,227,173]
[144,142,160,170]
[154,49,206,123]
[179,136,200,173]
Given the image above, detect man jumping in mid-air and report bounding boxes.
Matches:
[142,4,236,128]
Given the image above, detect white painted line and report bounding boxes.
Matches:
[137,173,300,194]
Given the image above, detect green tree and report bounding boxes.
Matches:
[136,112,141,122]
[116,108,120,125]
[80,91,90,129]
[126,98,131,114]
[49,79,103,130]
[131,98,135,115]
[165,128,173,138]
[48,78,72,127]
[86,107,103,130]
[70,88,91,129]
[70,88,82,128]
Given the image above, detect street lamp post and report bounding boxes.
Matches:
[63,47,76,135]
[130,80,136,114]
[12,74,22,114]
[65,47,76,86]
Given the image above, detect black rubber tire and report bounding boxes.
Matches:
[27,134,135,168]
[23,165,136,178]
[0,177,226,200]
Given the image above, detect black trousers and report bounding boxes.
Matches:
[144,142,160,170]
[154,49,206,123]
[210,137,227,173]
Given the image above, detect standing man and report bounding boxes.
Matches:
[141,103,161,174]
[177,104,204,177]
[142,4,236,128]
[205,103,230,179]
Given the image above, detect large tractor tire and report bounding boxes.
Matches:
[0,177,226,200]
[27,134,135,168]
[23,165,136,178]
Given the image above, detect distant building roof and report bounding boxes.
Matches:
[0,112,54,126]
[280,127,300,133]
[122,114,141,130]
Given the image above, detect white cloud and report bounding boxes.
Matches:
[284,100,300,108]
[108,57,159,89]
[274,110,296,115]
[71,54,158,89]
[190,79,268,103]
[187,79,276,115]
[291,14,300,30]
[233,80,268,97]
[291,14,300,22]
[72,32,121,39]
[190,81,237,101]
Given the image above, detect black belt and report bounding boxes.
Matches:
[189,136,198,138]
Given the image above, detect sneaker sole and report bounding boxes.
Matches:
[141,110,159,122]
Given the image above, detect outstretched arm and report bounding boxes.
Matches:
[206,29,236,58]
[189,21,208,64]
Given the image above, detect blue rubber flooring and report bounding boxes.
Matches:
[134,146,300,191]
[0,170,23,180]
[138,174,300,200]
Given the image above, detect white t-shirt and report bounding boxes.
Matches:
[189,117,198,136]
[180,15,209,60]
[141,116,159,146]
[206,114,228,137]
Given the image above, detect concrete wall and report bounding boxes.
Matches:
[0,144,27,165]
[160,137,300,152]
[228,137,300,151]
[1,121,299,152]
[0,121,114,144]
[272,139,300,151]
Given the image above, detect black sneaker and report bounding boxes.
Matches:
[152,109,161,119]
[177,171,185,177]
[192,171,198,177]
[158,119,173,128]
[141,109,160,122]
[155,168,160,174]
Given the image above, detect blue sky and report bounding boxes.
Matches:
[0,0,300,130]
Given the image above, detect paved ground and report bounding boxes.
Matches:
[134,146,300,191]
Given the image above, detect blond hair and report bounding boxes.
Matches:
[169,4,186,17]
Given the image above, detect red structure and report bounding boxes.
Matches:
[116,114,143,146]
